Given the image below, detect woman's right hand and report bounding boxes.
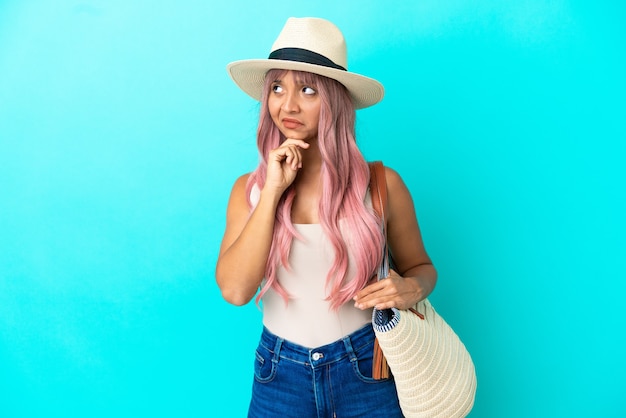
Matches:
[264,138,310,193]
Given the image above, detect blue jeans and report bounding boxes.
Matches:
[248,324,404,418]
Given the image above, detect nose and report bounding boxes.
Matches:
[281,91,300,113]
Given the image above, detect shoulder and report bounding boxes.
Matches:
[383,165,401,184]
[232,173,251,191]
[381,165,416,218]
[368,162,410,202]
[369,161,403,189]
[383,165,408,196]
[227,173,252,206]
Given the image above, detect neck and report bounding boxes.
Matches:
[293,138,322,188]
[291,138,322,224]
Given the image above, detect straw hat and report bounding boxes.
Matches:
[226,17,384,109]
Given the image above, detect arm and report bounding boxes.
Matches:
[215,174,280,306]
[215,139,309,306]
[354,167,437,310]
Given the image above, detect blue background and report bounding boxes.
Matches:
[1,1,624,417]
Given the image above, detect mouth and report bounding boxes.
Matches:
[282,118,303,129]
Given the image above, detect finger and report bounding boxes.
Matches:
[283,146,302,170]
[353,280,385,300]
[279,142,306,168]
[373,299,400,310]
[284,148,293,165]
[282,138,310,149]
[353,282,393,308]
[271,145,301,169]
[354,293,399,310]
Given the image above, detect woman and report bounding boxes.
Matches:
[216,17,437,417]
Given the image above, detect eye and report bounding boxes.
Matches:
[302,86,317,95]
[272,84,283,93]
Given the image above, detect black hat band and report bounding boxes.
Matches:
[268,48,346,71]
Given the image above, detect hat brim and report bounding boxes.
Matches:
[227,59,384,109]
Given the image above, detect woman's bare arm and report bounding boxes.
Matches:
[215,139,310,306]
[215,174,281,305]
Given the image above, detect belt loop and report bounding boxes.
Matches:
[342,334,357,362]
[272,335,283,365]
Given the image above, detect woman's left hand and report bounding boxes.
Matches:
[353,269,426,311]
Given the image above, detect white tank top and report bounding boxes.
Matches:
[251,185,373,348]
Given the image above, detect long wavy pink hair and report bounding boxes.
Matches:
[246,69,384,310]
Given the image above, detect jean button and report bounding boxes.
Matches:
[312,352,323,361]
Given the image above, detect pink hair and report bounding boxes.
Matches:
[246,69,384,310]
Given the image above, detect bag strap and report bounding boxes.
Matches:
[371,163,425,324]
[368,161,390,280]
[368,161,388,224]
[369,161,392,380]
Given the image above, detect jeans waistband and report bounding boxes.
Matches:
[259,323,374,368]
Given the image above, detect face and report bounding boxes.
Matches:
[267,70,321,142]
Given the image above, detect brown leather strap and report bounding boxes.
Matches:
[369,161,392,380]
[372,336,390,380]
[409,307,425,320]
